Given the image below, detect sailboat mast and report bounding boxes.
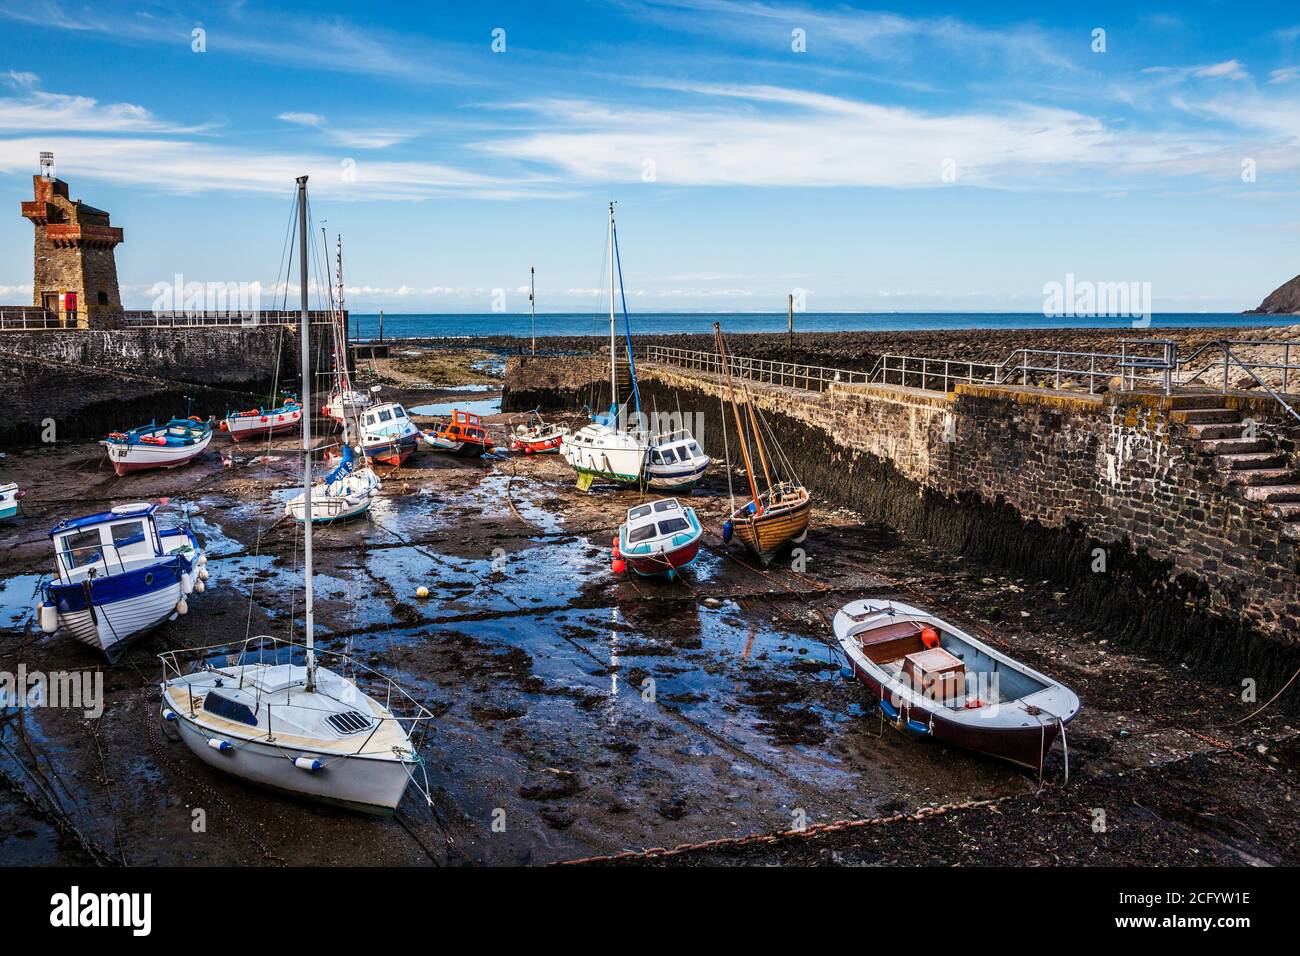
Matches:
[296,175,316,688]
[608,202,617,428]
[713,323,762,511]
[530,265,536,357]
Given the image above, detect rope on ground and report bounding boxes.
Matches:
[553,795,1010,865]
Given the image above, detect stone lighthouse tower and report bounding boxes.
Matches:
[20,153,124,328]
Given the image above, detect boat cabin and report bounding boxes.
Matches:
[649,431,706,467]
[49,502,186,585]
[439,410,487,443]
[624,498,695,546]
[362,403,411,432]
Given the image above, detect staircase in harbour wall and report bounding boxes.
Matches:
[1171,394,1300,539]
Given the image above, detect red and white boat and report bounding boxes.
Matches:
[509,414,567,455]
[613,498,703,580]
[833,599,1081,776]
[220,397,302,442]
[102,419,213,476]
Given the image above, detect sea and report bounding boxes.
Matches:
[347,311,1293,341]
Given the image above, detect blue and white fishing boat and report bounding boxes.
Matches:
[0,481,21,520]
[358,401,420,467]
[36,501,207,659]
[102,418,213,476]
[645,430,711,491]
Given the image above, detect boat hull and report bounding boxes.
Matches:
[844,658,1064,771]
[731,497,810,563]
[511,435,563,455]
[48,561,195,659]
[623,538,701,577]
[164,703,413,815]
[103,431,212,476]
[362,435,418,468]
[645,458,710,491]
[224,408,302,442]
[425,436,491,457]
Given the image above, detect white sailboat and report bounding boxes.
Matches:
[286,229,382,523]
[159,176,433,814]
[561,203,651,490]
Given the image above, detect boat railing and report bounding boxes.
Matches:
[159,635,437,740]
[55,538,132,581]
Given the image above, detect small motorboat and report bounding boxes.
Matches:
[613,497,703,579]
[423,409,493,457]
[646,429,711,491]
[37,501,207,659]
[509,413,567,455]
[101,418,213,476]
[0,481,22,520]
[220,395,302,442]
[286,444,379,523]
[323,386,374,425]
[833,599,1081,775]
[358,402,420,467]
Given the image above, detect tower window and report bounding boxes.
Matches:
[97,291,108,305]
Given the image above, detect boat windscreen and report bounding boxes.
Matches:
[628,524,657,543]
[653,500,679,512]
[658,517,690,535]
[202,691,258,726]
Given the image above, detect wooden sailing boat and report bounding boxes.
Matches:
[714,322,811,563]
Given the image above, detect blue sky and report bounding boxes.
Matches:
[1,0,1299,313]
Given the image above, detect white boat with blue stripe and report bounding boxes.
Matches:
[0,481,21,520]
[37,502,207,659]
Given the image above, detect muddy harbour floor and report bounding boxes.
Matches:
[1,369,1297,868]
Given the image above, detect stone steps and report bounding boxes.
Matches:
[1242,483,1300,503]
[1223,467,1299,487]
[1198,437,1271,455]
[1166,393,1232,410]
[1187,422,1247,440]
[1171,408,1240,424]
[1267,502,1300,521]
[1214,451,1289,471]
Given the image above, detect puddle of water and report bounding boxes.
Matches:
[0,573,42,630]
[410,398,502,417]
[470,358,506,378]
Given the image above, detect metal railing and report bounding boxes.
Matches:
[0,309,342,331]
[869,354,999,393]
[1175,339,1300,424]
[642,345,873,391]
[0,309,62,330]
[991,339,1176,395]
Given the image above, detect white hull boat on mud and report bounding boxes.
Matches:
[160,175,434,814]
[645,429,711,491]
[286,445,379,523]
[0,481,21,520]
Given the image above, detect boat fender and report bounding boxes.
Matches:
[746,502,757,515]
[162,708,177,722]
[37,602,58,634]
[198,568,210,581]
[108,432,127,441]
[181,575,193,595]
[416,586,430,599]
[722,520,734,543]
[197,553,208,567]
[920,626,941,649]
[905,718,931,736]
[294,756,323,772]
[175,598,188,615]
[219,421,228,431]
[207,738,232,752]
[878,698,900,721]
[193,579,205,594]
[963,698,984,709]
[611,558,626,575]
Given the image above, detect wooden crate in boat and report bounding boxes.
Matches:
[902,647,965,702]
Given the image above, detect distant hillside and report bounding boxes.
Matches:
[1247,274,1300,314]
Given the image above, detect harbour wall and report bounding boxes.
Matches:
[0,327,301,448]
[509,354,1300,709]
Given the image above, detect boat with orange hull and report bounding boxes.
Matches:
[713,322,812,565]
[834,599,1080,776]
[423,409,493,458]
[221,397,302,442]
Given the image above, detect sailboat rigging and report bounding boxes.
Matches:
[714,321,811,564]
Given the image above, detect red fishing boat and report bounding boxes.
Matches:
[612,498,703,580]
[509,413,567,455]
[422,410,493,458]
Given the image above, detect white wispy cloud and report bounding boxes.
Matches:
[0,90,206,133]
[3,70,39,90]
[276,111,414,150]
[1141,59,1250,81]
[479,84,1284,189]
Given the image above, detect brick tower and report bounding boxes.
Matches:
[20,154,124,328]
